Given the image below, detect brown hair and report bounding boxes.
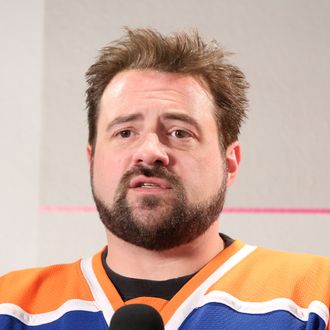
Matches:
[86,28,249,151]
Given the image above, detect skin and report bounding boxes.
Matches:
[87,70,240,280]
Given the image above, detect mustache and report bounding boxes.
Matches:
[119,165,182,190]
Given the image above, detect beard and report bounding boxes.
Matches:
[91,164,227,251]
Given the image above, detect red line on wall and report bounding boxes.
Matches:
[39,206,330,214]
[39,206,97,213]
[223,208,330,214]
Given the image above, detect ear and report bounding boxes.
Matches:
[87,144,92,165]
[225,141,241,187]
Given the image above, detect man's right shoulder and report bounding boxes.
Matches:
[0,260,94,313]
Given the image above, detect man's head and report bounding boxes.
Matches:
[85,28,249,250]
[86,28,249,153]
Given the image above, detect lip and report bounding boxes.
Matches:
[129,175,172,190]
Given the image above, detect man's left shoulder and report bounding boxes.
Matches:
[254,246,330,275]
[240,245,330,304]
[211,243,330,305]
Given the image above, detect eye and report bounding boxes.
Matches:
[116,130,132,138]
[170,129,192,139]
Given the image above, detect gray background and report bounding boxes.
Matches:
[1,0,329,275]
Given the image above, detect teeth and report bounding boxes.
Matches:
[140,182,160,188]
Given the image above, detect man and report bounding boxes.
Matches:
[1,28,329,329]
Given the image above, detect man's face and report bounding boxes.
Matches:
[89,70,239,250]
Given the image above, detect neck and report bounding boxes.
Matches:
[105,222,223,280]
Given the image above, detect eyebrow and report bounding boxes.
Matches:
[106,113,143,132]
[106,111,201,132]
[161,112,200,131]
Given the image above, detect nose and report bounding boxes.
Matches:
[132,133,169,167]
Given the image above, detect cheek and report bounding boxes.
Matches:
[92,152,125,196]
[180,152,225,200]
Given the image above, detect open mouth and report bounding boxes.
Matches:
[138,182,161,188]
[129,176,171,190]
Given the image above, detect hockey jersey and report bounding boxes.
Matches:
[0,240,329,329]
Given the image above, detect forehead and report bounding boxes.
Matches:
[99,69,216,121]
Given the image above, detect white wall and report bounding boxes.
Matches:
[0,1,43,273]
[1,0,329,275]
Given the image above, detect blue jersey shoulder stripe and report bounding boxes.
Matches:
[179,302,327,330]
[0,310,108,330]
